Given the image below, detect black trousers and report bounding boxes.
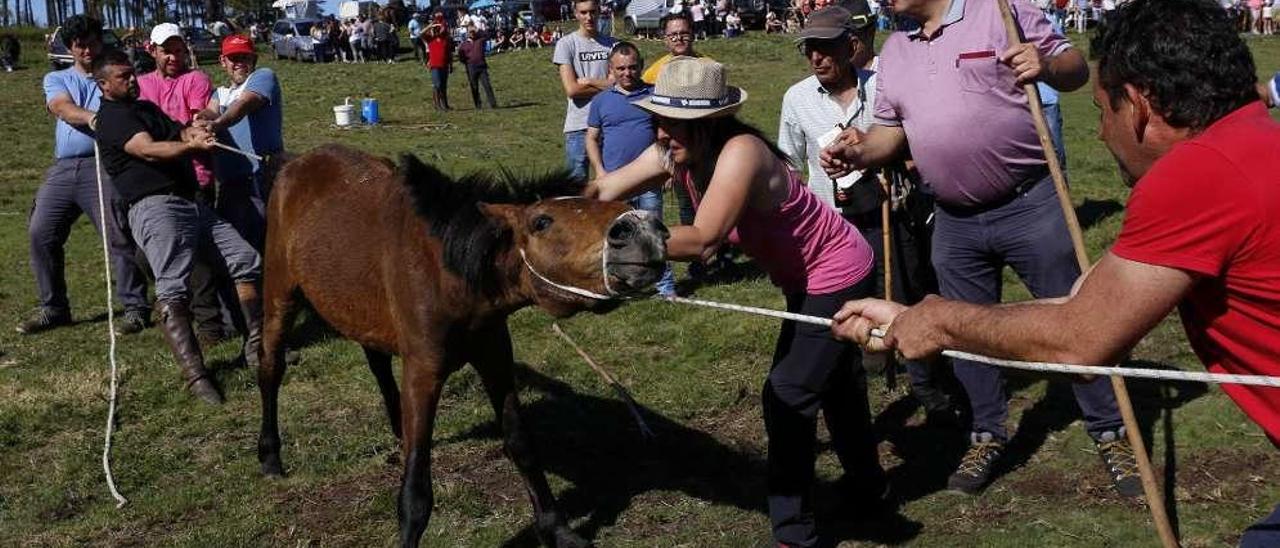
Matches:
[765,276,879,547]
[465,64,498,109]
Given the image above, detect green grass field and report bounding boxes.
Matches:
[1,28,1278,547]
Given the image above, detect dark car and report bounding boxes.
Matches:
[46,26,122,69]
[182,27,223,65]
[735,0,769,29]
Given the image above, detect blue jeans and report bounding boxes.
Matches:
[627,190,675,295]
[429,67,448,91]
[1242,503,1280,547]
[28,157,148,313]
[932,175,1122,442]
[564,130,588,181]
[128,195,260,304]
[1042,101,1067,174]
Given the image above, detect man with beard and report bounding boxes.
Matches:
[196,34,283,252]
[20,15,149,335]
[139,22,228,345]
[832,2,1279,544]
[93,49,263,405]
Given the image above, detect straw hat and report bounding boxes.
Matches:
[632,57,748,120]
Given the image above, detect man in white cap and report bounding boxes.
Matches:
[138,22,228,345]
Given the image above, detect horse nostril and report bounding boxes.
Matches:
[608,219,635,244]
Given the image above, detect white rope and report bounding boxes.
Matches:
[661,295,1280,389]
[93,143,128,508]
[212,141,263,161]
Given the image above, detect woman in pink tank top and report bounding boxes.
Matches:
[588,57,885,546]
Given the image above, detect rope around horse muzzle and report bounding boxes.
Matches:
[519,208,658,302]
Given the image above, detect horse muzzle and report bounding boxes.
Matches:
[604,210,669,295]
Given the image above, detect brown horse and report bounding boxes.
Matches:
[258,144,667,547]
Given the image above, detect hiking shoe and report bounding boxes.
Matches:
[15,307,71,334]
[947,431,1004,494]
[1094,428,1143,498]
[116,309,151,335]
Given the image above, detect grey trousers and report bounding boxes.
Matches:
[932,175,1122,442]
[28,157,148,312]
[127,194,260,304]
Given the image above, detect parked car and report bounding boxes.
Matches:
[622,0,673,36]
[735,0,769,29]
[46,26,122,69]
[270,18,320,61]
[182,26,222,65]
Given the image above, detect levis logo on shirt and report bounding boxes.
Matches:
[579,50,610,62]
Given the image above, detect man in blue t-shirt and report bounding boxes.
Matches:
[585,42,675,296]
[197,33,284,252]
[20,15,149,335]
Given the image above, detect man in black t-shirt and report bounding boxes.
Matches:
[94,49,263,405]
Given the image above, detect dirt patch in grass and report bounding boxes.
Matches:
[1175,448,1280,505]
[271,465,399,544]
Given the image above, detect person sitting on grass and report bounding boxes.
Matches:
[588,57,888,547]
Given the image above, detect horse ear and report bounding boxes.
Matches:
[477,202,522,229]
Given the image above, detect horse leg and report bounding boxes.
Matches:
[469,322,587,548]
[257,256,301,477]
[397,350,450,548]
[363,346,402,439]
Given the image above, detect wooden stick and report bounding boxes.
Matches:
[879,174,897,389]
[995,2,1177,547]
[551,323,656,439]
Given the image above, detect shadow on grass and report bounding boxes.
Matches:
[1076,198,1124,231]
[439,363,922,546]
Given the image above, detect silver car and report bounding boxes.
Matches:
[270,18,320,61]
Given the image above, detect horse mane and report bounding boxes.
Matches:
[397,153,585,297]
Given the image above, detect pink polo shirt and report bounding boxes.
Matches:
[874,0,1072,208]
[138,69,214,187]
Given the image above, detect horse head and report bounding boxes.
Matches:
[480,197,669,316]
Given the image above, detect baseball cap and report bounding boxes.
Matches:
[221,33,255,56]
[798,2,874,41]
[149,22,184,47]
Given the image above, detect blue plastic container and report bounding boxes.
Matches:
[361,97,380,125]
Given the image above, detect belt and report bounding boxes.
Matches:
[129,188,195,208]
[937,166,1050,216]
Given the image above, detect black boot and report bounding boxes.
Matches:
[157,300,224,405]
[236,282,264,369]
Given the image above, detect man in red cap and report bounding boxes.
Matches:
[196,34,283,253]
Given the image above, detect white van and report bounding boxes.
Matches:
[622,0,677,36]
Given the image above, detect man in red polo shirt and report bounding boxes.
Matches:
[832,0,1279,543]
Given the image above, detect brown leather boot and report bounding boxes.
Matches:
[236,282,264,369]
[157,300,224,405]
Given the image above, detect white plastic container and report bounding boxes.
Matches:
[333,97,355,127]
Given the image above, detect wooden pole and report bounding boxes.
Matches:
[879,175,897,388]
[994,2,1177,547]
[551,323,655,439]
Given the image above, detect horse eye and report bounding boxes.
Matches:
[530,214,554,232]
